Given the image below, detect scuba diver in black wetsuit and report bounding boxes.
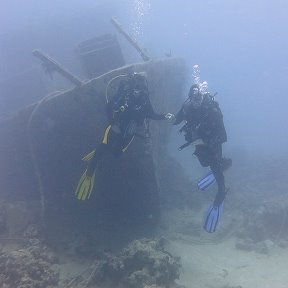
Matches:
[75,72,173,200]
[172,84,232,232]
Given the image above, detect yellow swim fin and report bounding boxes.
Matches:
[75,169,96,201]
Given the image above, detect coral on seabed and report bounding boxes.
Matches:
[70,238,182,288]
[0,226,59,288]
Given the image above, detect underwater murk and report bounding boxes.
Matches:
[0,1,288,288]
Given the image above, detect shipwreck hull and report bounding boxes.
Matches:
[0,57,186,236]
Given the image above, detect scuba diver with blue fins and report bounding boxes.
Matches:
[75,72,173,201]
[171,83,232,233]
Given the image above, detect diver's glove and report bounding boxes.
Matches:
[165,113,175,123]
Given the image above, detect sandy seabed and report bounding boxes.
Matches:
[163,155,288,288]
[167,236,288,288]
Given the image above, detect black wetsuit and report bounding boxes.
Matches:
[174,93,230,206]
[87,78,165,174]
[106,78,165,154]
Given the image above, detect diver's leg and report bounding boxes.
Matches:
[86,125,116,175]
[220,157,232,171]
[194,145,211,167]
[210,145,226,206]
[86,143,109,175]
[105,122,135,157]
[105,128,125,157]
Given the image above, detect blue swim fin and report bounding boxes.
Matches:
[203,202,224,233]
[197,171,216,190]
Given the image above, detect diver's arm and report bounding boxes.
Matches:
[146,98,166,120]
[173,108,184,125]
